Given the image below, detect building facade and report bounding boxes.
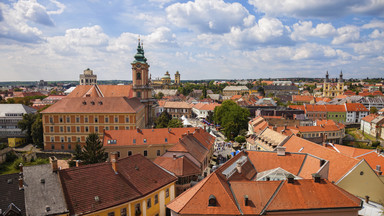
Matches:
[79,68,97,85]
[163,101,193,118]
[223,86,249,96]
[0,104,37,140]
[323,71,344,97]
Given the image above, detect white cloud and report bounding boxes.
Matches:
[362,20,384,29]
[370,29,384,38]
[332,26,360,45]
[145,27,178,47]
[350,40,384,55]
[47,0,66,15]
[14,0,54,26]
[291,21,336,41]
[248,0,383,18]
[166,0,249,34]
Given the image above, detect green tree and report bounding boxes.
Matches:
[257,87,265,96]
[234,135,246,143]
[73,144,84,160]
[214,100,250,140]
[203,85,207,99]
[156,92,164,99]
[168,118,183,128]
[18,113,38,143]
[155,111,172,128]
[31,114,43,148]
[370,106,378,114]
[81,133,107,164]
[206,111,214,123]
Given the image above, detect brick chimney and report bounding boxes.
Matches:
[276,146,286,156]
[19,175,24,190]
[173,153,177,160]
[111,152,118,173]
[375,165,382,175]
[49,156,58,172]
[19,163,23,174]
[244,195,249,206]
[272,126,277,131]
[287,174,295,184]
[312,173,321,183]
[236,161,242,174]
[76,160,82,167]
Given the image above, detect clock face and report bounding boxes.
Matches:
[136,63,141,68]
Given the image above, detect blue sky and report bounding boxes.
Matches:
[0,0,383,81]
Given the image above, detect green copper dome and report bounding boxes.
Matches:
[133,40,148,64]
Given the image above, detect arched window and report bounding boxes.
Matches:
[208,195,217,206]
[136,72,141,80]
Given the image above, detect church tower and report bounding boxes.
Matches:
[175,71,180,85]
[131,39,155,127]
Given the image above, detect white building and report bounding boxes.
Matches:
[192,103,220,119]
[0,104,37,139]
[344,103,369,124]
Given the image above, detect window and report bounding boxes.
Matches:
[106,126,109,130]
[77,137,81,142]
[66,116,70,123]
[59,117,63,123]
[166,188,169,197]
[125,116,129,123]
[137,72,141,79]
[95,117,98,123]
[85,127,89,132]
[114,116,118,123]
[60,127,63,132]
[135,204,141,215]
[61,144,64,150]
[85,116,88,123]
[115,126,118,130]
[105,117,109,123]
[67,126,71,132]
[147,198,151,208]
[76,116,80,123]
[61,137,64,142]
[50,127,54,132]
[68,137,71,143]
[128,151,132,156]
[76,126,80,132]
[68,144,71,150]
[120,208,127,216]
[107,212,115,216]
[165,138,168,143]
[144,150,148,157]
[49,117,53,123]
[143,139,147,143]
[157,150,160,156]
[154,194,158,204]
[95,126,98,133]
[51,144,55,149]
[137,91,141,98]
[133,139,136,144]
[107,140,117,144]
[117,151,120,158]
[50,137,54,142]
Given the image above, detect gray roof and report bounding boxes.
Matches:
[0,104,36,117]
[223,86,249,91]
[371,116,384,124]
[23,164,68,216]
[263,85,299,91]
[207,94,222,100]
[0,173,25,216]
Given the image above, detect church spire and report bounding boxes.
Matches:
[133,37,147,64]
[325,71,329,83]
[339,70,343,83]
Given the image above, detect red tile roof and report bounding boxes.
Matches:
[193,103,220,111]
[326,104,346,112]
[361,114,378,123]
[283,136,360,182]
[103,127,198,146]
[67,85,134,98]
[289,105,305,111]
[164,101,193,109]
[292,95,314,102]
[41,97,144,114]
[305,104,327,112]
[59,154,177,215]
[154,156,201,177]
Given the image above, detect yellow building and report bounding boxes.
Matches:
[8,137,27,147]
[151,71,181,89]
[323,71,344,97]
[58,153,177,216]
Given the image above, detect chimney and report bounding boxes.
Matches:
[18,176,23,190]
[19,163,23,174]
[137,128,140,133]
[168,128,171,133]
[276,146,286,156]
[76,160,82,167]
[284,124,287,130]
[312,173,321,183]
[50,156,58,172]
[376,165,382,175]
[244,195,249,206]
[273,126,277,131]
[287,174,295,184]
[173,154,177,160]
[365,195,370,204]
[111,152,118,173]
[236,161,242,174]
[320,159,326,167]
[204,125,206,131]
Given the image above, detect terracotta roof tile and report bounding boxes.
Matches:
[67,85,134,98]
[164,101,193,109]
[266,179,362,211]
[41,97,144,114]
[103,127,198,146]
[288,105,305,111]
[59,154,176,215]
[154,156,201,177]
[292,95,314,102]
[361,114,378,123]
[283,136,360,182]
[326,104,346,112]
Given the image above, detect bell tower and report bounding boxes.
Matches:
[131,38,155,127]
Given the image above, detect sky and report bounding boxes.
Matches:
[0,0,384,81]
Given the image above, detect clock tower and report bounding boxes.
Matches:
[132,39,155,127]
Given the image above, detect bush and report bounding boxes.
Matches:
[372,141,380,148]
[12,158,23,170]
[5,152,18,163]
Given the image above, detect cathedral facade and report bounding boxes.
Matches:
[323,71,344,97]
